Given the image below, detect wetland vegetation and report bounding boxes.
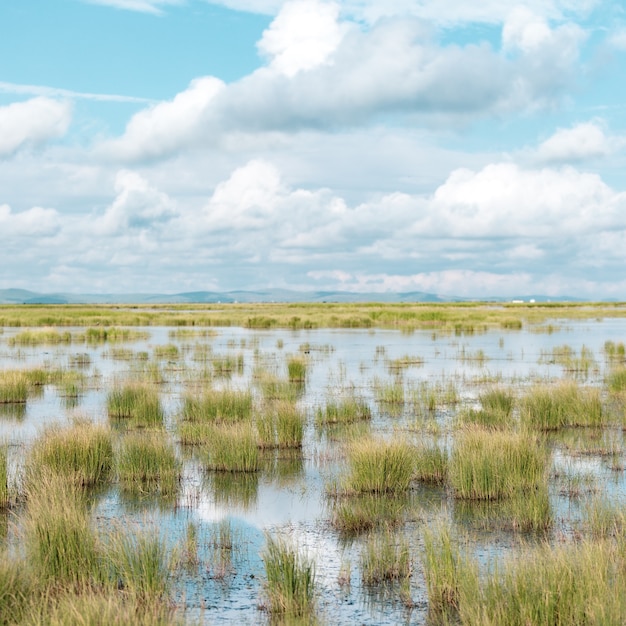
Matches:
[2,302,626,624]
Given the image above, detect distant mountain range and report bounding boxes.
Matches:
[0,288,585,305]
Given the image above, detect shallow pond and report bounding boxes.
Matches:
[1,318,626,624]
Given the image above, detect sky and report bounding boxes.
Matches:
[2,0,626,299]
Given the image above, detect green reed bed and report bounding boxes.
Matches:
[315,396,371,426]
[107,384,164,428]
[0,444,8,509]
[607,366,626,393]
[457,540,626,626]
[413,441,448,484]
[261,534,317,619]
[8,328,73,346]
[360,530,411,586]
[520,382,605,430]
[153,343,180,360]
[287,356,307,382]
[255,372,301,402]
[202,423,260,472]
[117,433,181,497]
[24,475,102,588]
[458,388,515,430]
[0,370,29,404]
[28,421,113,487]
[374,378,405,406]
[181,388,253,423]
[331,493,408,535]
[583,496,626,538]
[0,555,34,625]
[337,437,415,494]
[212,353,244,376]
[81,327,150,344]
[257,401,305,449]
[448,427,549,501]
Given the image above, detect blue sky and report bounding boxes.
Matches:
[2,0,626,298]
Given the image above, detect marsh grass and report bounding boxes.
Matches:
[212,353,244,376]
[257,401,305,449]
[449,427,548,500]
[24,475,102,587]
[360,531,411,586]
[315,396,371,426]
[287,356,307,382]
[339,438,415,494]
[458,540,626,625]
[262,534,316,619]
[374,378,405,406]
[413,441,448,484]
[203,423,260,472]
[181,388,253,423]
[520,382,604,430]
[8,329,73,346]
[0,370,28,404]
[82,327,149,344]
[607,367,626,393]
[117,434,181,497]
[105,527,171,602]
[0,444,8,508]
[256,373,301,402]
[28,421,113,487]
[583,497,626,538]
[107,384,164,429]
[0,555,33,625]
[331,493,408,535]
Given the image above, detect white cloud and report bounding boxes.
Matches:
[97,170,177,235]
[0,98,72,157]
[257,1,347,77]
[99,77,224,160]
[81,0,184,14]
[535,121,623,162]
[0,204,61,237]
[0,81,154,104]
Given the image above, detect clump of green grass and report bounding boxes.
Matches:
[256,372,300,402]
[583,497,626,538]
[520,382,604,430]
[153,344,180,360]
[8,329,72,346]
[107,384,164,428]
[181,388,253,423]
[331,493,408,535]
[24,475,102,587]
[212,353,244,376]
[339,437,415,494]
[0,444,8,509]
[203,423,260,472]
[105,527,172,603]
[360,531,411,586]
[414,441,448,484]
[458,540,626,625]
[448,427,548,500]
[116,433,181,497]
[262,534,316,619]
[0,555,34,625]
[0,371,29,404]
[607,367,626,393]
[422,522,469,617]
[257,401,305,449]
[28,421,113,487]
[287,356,307,382]
[315,396,371,426]
[82,327,149,344]
[374,378,405,405]
[458,388,514,429]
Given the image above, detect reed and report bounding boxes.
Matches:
[8,328,72,346]
[520,382,604,430]
[448,427,548,500]
[315,397,371,426]
[258,401,305,449]
[414,441,448,484]
[459,540,626,625]
[607,367,626,393]
[583,497,626,538]
[107,384,164,428]
[374,378,405,405]
[331,493,407,535]
[28,421,113,487]
[287,356,307,382]
[203,423,260,472]
[0,371,28,404]
[360,530,411,586]
[116,433,181,497]
[181,388,253,423]
[341,437,415,494]
[105,528,171,603]
[262,534,316,618]
[0,555,33,625]
[24,475,102,587]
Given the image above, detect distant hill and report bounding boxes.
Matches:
[0,288,587,305]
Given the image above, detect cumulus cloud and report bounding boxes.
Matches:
[103,10,587,162]
[97,170,177,235]
[0,204,61,237]
[257,1,347,76]
[99,77,224,160]
[0,98,72,157]
[534,121,623,163]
